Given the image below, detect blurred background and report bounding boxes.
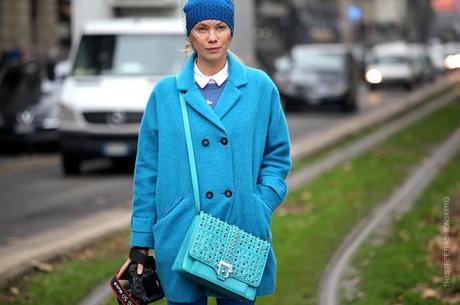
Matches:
[1,1,460,304]
[0,0,459,157]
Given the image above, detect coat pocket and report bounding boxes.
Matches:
[252,192,274,216]
[250,192,273,241]
[157,196,186,223]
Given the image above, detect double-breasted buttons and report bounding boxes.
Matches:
[220,137,228,145]
[202,139,209,147]
[206,191,213,199]
[224,190,232,197]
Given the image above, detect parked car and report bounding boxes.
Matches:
[274,44,358,112]
[365,41,418,90]
[0,59,61,146]
[59,18,187,175]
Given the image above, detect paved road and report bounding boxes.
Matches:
[0,80,442,247]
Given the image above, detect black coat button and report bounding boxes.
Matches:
[202,139,209,147]
[224,190,232,197]
[220,137,228,145]
[206,191,213,199]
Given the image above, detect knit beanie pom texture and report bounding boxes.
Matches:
[183,0,234,36]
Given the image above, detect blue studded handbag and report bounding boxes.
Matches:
[172,81,270,301]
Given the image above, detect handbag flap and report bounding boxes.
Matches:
[188,212,270,287]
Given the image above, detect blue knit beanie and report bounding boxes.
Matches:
[183,0,234,36]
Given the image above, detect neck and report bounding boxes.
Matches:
[196,54,227,76]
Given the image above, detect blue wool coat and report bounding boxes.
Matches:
[130,52,292,302]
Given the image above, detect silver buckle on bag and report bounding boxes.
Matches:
[217,261,233,279]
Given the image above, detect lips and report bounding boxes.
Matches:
[206,47,221,52]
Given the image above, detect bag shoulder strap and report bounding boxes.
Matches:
[177,76,201,214]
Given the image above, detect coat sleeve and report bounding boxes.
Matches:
[130,91,158,249]
[255,86,292,211]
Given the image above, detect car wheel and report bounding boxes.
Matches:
[62,154,81,175]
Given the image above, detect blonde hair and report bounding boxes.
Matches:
[184,39,195,57]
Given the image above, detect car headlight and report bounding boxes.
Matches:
[16,110,35,126]
[444,54,460,70]
[365,69,383,84]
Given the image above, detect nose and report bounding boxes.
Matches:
[207,30,218,42]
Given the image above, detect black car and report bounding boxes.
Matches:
[0,59,61,147]
[274,44,358,112]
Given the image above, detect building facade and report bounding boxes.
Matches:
[0,0,70,59]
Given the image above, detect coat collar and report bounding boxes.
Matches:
[176,52,248,132]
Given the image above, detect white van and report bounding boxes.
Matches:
[59,18,186,174]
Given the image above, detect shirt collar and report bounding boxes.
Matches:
[194,60,228,89]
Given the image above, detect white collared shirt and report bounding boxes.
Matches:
[194,60,229,89]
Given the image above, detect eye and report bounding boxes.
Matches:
[217,25,227,31]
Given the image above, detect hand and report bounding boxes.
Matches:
[116,248,149,278]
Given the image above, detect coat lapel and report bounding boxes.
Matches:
[176,52,247,132]
[214,53,247,120]
[184,87,226,132]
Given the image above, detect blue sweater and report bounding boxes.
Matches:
[130,52,292,302]
[198,80,227,109]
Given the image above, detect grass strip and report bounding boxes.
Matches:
[342,148,460,305]
[1,96,460,305]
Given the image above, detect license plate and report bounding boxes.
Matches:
[102,143,129,156]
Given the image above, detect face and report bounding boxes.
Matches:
[189,19,232,65]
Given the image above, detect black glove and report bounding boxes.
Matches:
[110,248,164,305]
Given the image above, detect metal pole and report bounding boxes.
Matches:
[340,0,353,51]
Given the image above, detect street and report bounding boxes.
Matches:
[0,81,435,247]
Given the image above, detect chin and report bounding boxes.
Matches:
[204,52,226,61]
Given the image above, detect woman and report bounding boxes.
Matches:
[117,0,291,304]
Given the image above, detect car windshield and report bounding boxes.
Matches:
[72,34,186,76]
[293,52,345,72]
[372,56,410,65]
